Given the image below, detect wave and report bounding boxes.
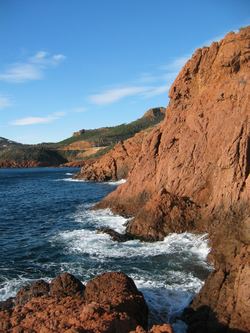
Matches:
[0,204,211,333]
[0,276,51,301]
[65,172,73,176]
[55,178,126,185]
[105,179,127,185]
[55,178,87,182]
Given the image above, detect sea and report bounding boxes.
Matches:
[0,167,211,332]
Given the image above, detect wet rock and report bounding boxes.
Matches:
[97,227,133,242]
[50,272,85,298]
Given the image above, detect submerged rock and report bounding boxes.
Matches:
[97,227,133,242]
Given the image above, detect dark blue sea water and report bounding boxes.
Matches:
[0,168,211,331]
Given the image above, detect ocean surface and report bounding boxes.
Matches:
[0,168,211,331]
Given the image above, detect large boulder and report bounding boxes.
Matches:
[85,272,148,329]
[0,272,149,333]
[50,272,85,297]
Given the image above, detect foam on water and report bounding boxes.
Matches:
[0,173,211,333]
[57,177,127,185]
[72,205,128,233]
[0,276,51,300]
[56,178,87,182]
[55,227,209,261]
[51,207,211,330]
[105,179,127,185]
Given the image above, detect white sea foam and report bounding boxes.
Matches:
[57,178,87,182]
[56,177,126,185]
[1,205,210,333]
[54,220,210,261]
[51,207,211,332]
[72,205,128,233]
[65,172,73,176]
[0,276,51,301]
[105,179,127,185]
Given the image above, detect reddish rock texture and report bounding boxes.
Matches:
[98,27,250,232]
[75,130,149,181]
[95,27,250,332]
[0,272,149,333]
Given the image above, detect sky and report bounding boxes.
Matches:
[0,0,249,144]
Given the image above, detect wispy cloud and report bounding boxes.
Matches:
[11,112,65,126]
[160,55,190,72]
[10,106,86,126]
[89,86,151,105]
[89,85,172,105]
[0,51,66,83]
[0,95,12,109]
[88,55,189,106]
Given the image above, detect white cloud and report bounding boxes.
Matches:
[0,95,12,109]
[89,86,151,105]
[0,51,66,83]
[160,55,190,72]
[142,85,170,98]
[11,112,65,126]
[89,84,172,105]
[88,54,192,106]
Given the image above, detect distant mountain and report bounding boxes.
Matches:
[59,107,166,147]
[0,107,166,168]
[0,137,22,149]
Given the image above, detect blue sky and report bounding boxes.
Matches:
[0,0,249,144]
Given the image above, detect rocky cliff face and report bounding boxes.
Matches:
[98,27,250,233]
[96,27,250,332]
[75,130,148,181]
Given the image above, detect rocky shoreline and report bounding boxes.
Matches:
[0,272,172,333]
[75,27,250,332]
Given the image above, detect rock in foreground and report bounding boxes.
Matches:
[0,272,149,333]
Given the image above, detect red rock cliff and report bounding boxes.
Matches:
[98,27,250,236]
[75,130,149,181]
[96,27,250,332]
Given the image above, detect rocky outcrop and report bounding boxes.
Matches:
[97,27,250,236]
[95,27,250,332]
[75,130,148,181]
[0,272,149,333]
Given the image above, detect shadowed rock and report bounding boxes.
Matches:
[50,272,85,297]
[97,227,133,242]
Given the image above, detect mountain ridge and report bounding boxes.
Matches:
[0,107,166,168]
